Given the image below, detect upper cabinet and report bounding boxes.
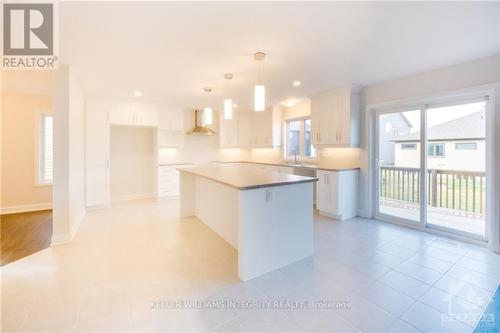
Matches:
[219,111,239,147]
[220,107,282,148]
[158,108,184,131]
[158,108,184,147]
[311,85,360,147]
[108,101,159,127]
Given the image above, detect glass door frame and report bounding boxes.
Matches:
[372,92,492,243]
[373,104,427,228]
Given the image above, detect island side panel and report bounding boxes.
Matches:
[237,182,314,281]
[179,171,196,217]
[194,177,239,249]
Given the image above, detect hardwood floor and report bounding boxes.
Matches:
[0,210,52,266]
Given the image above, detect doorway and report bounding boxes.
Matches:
[374,97,489,241]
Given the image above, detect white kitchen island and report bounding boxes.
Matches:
[178,165,316,281]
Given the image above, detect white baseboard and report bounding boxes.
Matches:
[111,192,156,202]
[0,202,52,215]
[85,203,110,210]
[51,209,86,246]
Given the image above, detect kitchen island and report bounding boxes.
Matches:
[177,165,316,281]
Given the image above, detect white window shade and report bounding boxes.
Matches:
[39,114,53,184]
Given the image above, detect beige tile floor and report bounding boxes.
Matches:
[1,199,499,332]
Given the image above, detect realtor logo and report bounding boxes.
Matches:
[2,2,58,69]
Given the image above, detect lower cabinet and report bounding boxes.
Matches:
[158,165,191,198]
[316,169,359,220]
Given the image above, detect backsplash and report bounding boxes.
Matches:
[249,146,361,169]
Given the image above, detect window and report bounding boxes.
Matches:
[38,113,53,184]
[285,117,316,159]
[455,142,477,150]
[428,143,444,157]
[401,143,417,150]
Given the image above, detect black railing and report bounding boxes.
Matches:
[379,166,485,215]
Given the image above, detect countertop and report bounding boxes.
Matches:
[159,163,193,166]
[213,161,360,172]
[177,165,317,190]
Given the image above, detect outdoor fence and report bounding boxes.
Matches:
[379,166,485,216]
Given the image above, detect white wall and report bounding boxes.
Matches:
[52,66,86,244]
[158,109,251,165]
[360,54,500,251]
[1,90,53,213]
[110,126,156,201]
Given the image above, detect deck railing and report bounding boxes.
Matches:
[379,166,485,216]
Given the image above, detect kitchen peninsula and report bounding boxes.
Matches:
[178,165,317,281]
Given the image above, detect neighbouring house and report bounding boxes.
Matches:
[378,113,413,165]
[393,111,485,172]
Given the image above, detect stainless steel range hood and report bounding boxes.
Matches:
[186,109,216,135]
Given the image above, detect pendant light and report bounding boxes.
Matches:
[254,52,266,112]
[223,73,233,120]
[203,87,213,125]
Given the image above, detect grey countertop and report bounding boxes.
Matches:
[213,160,360,172]
[158,163,193,167]
[177,165,317,190]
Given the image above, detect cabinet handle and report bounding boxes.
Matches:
[338,131,342,141]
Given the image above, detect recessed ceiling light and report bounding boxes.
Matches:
[133,91,141,97]
[293,80,301,87]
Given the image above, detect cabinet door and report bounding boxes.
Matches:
[252,111,273,146]
[109,101,135,125]
[136,104,158,127]
[327,171,339,214]
[85,99,109,206]
[220,114,238,147]
[332,93,349,144]
[237,112,252,146]
[316,170,330,211]
[316,170,339,214]
[311,98,320,145]
[159,108,183,131]
[312,96,331,145]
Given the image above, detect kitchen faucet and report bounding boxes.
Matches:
[288,149,299,164]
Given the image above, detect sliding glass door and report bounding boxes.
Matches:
[376,109,422,223]
[425,100,487,238]
[375,97,488,240]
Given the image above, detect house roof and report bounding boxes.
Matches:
[393,111,485,142]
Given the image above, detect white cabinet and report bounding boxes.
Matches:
[237,112,252,147]
[251,111,273,147]
[108,101,135,125]
[85,99,110,207]
[158,108,184,147]
[220,107,281,148]
[85,98,161,208]
[109,102,159,127]
[316,169,359,220]
[159,108,184,131]
[219,112,239,147]
[136,104,159,127]
[311,85,360,147]
[158,165,190,198]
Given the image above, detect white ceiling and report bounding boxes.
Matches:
[59,1,499,111]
